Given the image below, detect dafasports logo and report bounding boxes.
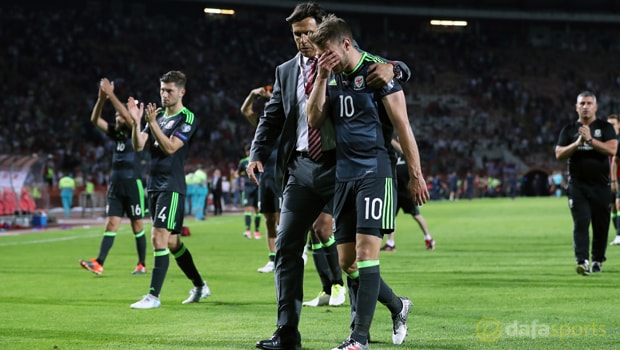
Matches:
[476,318,606,342]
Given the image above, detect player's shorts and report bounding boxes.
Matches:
[333,176,395,244]
[106,178,145,220]
[243,185,259,208]
[148,191,185,234]
[396,185,420,216]
[258,174,282,214]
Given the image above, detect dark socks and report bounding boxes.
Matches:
[324,242,343,286]
[254,213,261,232]
[173,243,203,286]
[244,212,251,230]
[351,264,380,344]
[347,273,360,328]
[134,230,146,266]
[312,244,333,294]
[96,232,116,265]
[378,277,403,315]
[150,249,170,297]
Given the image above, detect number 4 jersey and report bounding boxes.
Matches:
[143,107,197,194]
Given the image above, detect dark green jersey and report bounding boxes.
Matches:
[326,51,402,181]
[143,107,197,194]
[238,156,259,193]
[107,123,143,181]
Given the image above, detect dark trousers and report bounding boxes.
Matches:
[213,192,222,215]
[568,181,611,263]
[275,152,335,328]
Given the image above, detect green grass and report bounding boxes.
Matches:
[1,197,619,349]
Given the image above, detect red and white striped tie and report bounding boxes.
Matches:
[305,57,322,161]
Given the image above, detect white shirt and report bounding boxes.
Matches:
[295,54,335,152]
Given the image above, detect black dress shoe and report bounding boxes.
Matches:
[256,326,301,350]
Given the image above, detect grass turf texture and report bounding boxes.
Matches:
[1,196,619,349]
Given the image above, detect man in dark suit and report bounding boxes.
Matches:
[210,169,223,216]
[247,2,411,349]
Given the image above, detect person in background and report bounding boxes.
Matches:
[44,159,55,187]
[555,91,617,275]
[193,164,208,220]
[81,176,95,218]
[241,86,280,271]
[551,170,564,198]
[381,139,435,253]
[210,169,223,216]
[58,173,75,218]
[185,169,196,216]
[231,171,241,210]
[448,171,459,201]
[238,144,262,239]
[222,172,232,212]
[463,171,474,200]
[606,114,620,246]
[79,77,147,276]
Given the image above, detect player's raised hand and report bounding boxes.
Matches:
[317,51,339,78]
[100,78,115,97]
[127,96,144,127]
[144,103,161,123]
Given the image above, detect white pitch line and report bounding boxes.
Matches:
[0,231,101,247]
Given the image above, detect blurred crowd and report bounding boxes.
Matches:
[3,1,620,199]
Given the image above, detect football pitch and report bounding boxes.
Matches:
[1,196,619,349]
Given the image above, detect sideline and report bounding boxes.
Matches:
[0,232,102,247]
[0,217,107,237]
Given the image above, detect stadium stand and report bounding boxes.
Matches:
[2,1,620,202]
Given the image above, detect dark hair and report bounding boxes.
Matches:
[160,70,187,89]
[286,2,327,25]
[307,13,353,49]
[608,114,619,121]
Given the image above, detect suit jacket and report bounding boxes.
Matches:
[210,176,223,196]
[250,53,412,190]
[250,54,301,190]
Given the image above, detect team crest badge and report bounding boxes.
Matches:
[353,75,365,90]
[164,120,175,129]
[594,129,601,138]
[181,123,191,133]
